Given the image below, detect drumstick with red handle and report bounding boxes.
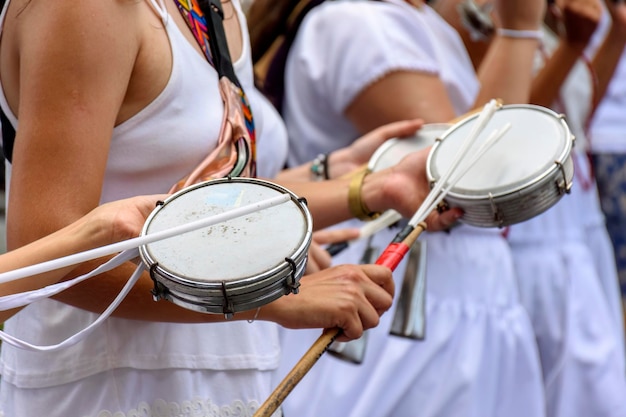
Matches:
[253,103,512,417]
[253,221,427,417]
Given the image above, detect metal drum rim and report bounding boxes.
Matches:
[138,177,313,311]
[426,104,573,200]
[368,123,452,172]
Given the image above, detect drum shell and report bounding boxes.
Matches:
[426,104,575,228]
[140,177,312,315]
[368,124,452,173]
[443,154,574,227]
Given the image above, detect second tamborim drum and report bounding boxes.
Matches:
[427,104,575,228]
[140,177,312,316]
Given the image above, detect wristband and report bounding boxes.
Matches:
[348,168,381,221]
[496,28,543,40]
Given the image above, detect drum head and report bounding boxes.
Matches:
[141,179,310,283]
[428,105,572,198]
[368,124,451,172]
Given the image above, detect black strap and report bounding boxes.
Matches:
[199,0,242,88]
[1,0,242,165]
[1,107,15,163]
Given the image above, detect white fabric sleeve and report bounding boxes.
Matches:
[291,2,441,114]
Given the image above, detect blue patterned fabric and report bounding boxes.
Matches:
[592,152,626,301]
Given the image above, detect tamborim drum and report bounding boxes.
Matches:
[426,104,574,228]
[368,124,452,172]
[139,177,312,316]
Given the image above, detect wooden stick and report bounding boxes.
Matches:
[253,327,342,417]
[253,223,427,417]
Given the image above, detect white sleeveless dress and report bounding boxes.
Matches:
[0,0,288,416]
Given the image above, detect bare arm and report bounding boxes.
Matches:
[274,119,425,182]
[590,2,626,113]
[4,0,175,320]
[345,0,546,132]
[530,0,603,107]
[0,195,164,322]
[275,147,462,231]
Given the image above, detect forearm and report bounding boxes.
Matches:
[591,26,626,111]
[476,36,540,105]
[531,42,583,107]
[0,218,107,299]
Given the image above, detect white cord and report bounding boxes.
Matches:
[409,99,500,227]
[0,193,291,285]
[0,253,144,352]
[496,28,543,40]
[413,123,512,226]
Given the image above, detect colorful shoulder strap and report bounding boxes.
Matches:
[174,0,257,176]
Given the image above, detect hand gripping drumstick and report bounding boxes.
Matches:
[254,100,507,417]
[253,222,427,417]
[325,100,504,257]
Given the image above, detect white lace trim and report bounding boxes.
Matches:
[93,398,281,417]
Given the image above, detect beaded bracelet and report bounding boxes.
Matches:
[310,153,330,181]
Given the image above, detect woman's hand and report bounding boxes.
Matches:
[83,194,168,246]
[554,0,603,50]
[328,119,424,179]
[360,147,463,232]
[265,263,394,340]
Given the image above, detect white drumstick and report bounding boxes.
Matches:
[410,99,500,228]
[327,101,501,257]
[0,193,291,284]
[410,122,512,227]
[359,210,403,239]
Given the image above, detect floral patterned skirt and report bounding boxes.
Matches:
[592,152,626,305]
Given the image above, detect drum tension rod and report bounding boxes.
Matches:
[285,257,301,294]
[148,263,168,301]
[436,200,450,214]
[221,282,235,319]
[554,160,572,195]
[488,193,504,228]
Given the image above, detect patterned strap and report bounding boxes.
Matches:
[174,0,215,66]
[174,0,256,176]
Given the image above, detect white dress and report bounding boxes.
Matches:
[276,2,545,416]
[0,1,288,416]
[505,26,626,417]
[587,11,626,317]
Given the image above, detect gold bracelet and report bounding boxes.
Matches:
[348,168,381,221]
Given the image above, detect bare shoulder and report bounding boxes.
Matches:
[1,0,169,123]
[6,0,145,50]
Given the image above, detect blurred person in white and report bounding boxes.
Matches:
[251,0,551,416]
[491,0,626,415]
[587,3,626,323]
